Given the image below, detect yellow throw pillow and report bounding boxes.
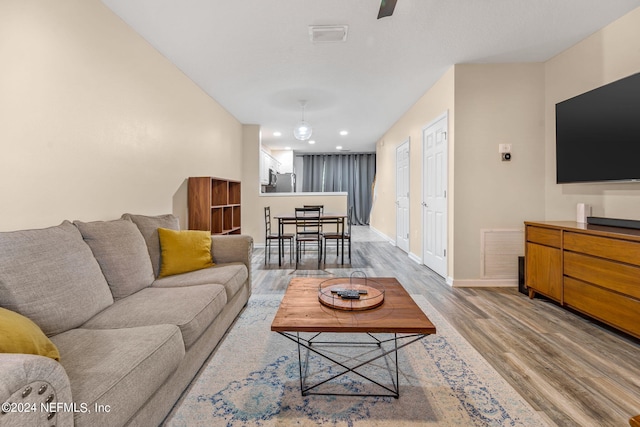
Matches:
[157,228,214,277]
[0,308,60,361]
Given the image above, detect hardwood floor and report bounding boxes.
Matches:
[253,226,640,427]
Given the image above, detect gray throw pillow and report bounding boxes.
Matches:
[121,213,180,277]
[75,219,155,299]
[0,221,113,336]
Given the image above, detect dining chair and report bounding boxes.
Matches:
[295,207,322,269]
[264,206,294,264]
[300,205,324,253]
[303,204,324,214]
[323,206,352,264]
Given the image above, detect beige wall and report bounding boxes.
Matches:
[241,124,263,240]
[372,64,546,284]
[544,7,640,221]
[0,0,243,231]
[454,64,545,281]
[370,67,455,267]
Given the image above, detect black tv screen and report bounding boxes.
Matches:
[555,72,640,184]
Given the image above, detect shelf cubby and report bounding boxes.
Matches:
[188,177,241,235]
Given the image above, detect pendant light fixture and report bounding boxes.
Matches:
[293,100,313,141]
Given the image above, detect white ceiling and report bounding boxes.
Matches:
[100,0,640,153]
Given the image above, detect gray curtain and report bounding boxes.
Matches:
[300,153,376,225]
[302,155,324,192]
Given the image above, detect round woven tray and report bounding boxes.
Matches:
[318,277,385,311]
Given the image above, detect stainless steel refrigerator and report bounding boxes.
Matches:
[275,173,296,192]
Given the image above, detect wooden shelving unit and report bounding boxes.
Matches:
[188,177,241,235]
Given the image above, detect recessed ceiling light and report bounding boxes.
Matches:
[309,25,348,43]
[339,130,349,136]
[273,131,282,137]
[336,145,343,150]
[308,140,316,144]
[284,146,291,150]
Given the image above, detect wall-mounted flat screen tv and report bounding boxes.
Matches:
[555,72,640,184]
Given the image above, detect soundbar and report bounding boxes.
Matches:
[586,216,640,230]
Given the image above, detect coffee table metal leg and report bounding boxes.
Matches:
[295,332,321,393]
[278,332,427,398]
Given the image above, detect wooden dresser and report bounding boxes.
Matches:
[525,221,640,339]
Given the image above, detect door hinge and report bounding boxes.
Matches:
[443,249,446,257]
[444,190,446,198]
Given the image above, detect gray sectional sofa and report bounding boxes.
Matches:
[0,213,253,427]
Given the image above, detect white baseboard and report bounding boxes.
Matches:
[408,252,422,264]
[451,278,518,288]
[368,225,395,245]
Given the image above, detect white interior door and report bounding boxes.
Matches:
[422,114,448,277]
[396,140,410,252]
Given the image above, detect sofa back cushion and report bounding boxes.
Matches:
[0,221,113,336]
[75,219,155,299]
[122,213,180,277]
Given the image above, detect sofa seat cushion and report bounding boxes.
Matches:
[82,285,227,348]
[50,325,184,427]
[75,219,155,299]
[0,221,113,336]
[152,262,248,301]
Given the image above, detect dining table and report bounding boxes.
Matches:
[273,212,348,267]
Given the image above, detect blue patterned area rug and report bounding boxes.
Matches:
[165,294,550,426]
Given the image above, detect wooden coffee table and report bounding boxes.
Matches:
[271,277,436,398]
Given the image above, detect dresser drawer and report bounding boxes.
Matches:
[564,251,640,300]
[564,232,640,267]
[526,225,561,248]
[564,276,640,338]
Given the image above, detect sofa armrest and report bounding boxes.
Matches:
[211,234,253,287]
[0,354,73,427]
[211,234,253,265]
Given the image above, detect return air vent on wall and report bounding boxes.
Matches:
[309,25,348,43]
[480,229,524,279]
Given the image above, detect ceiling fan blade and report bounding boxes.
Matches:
[377,0,398,19]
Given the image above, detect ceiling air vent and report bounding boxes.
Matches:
[309,25,348,43]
